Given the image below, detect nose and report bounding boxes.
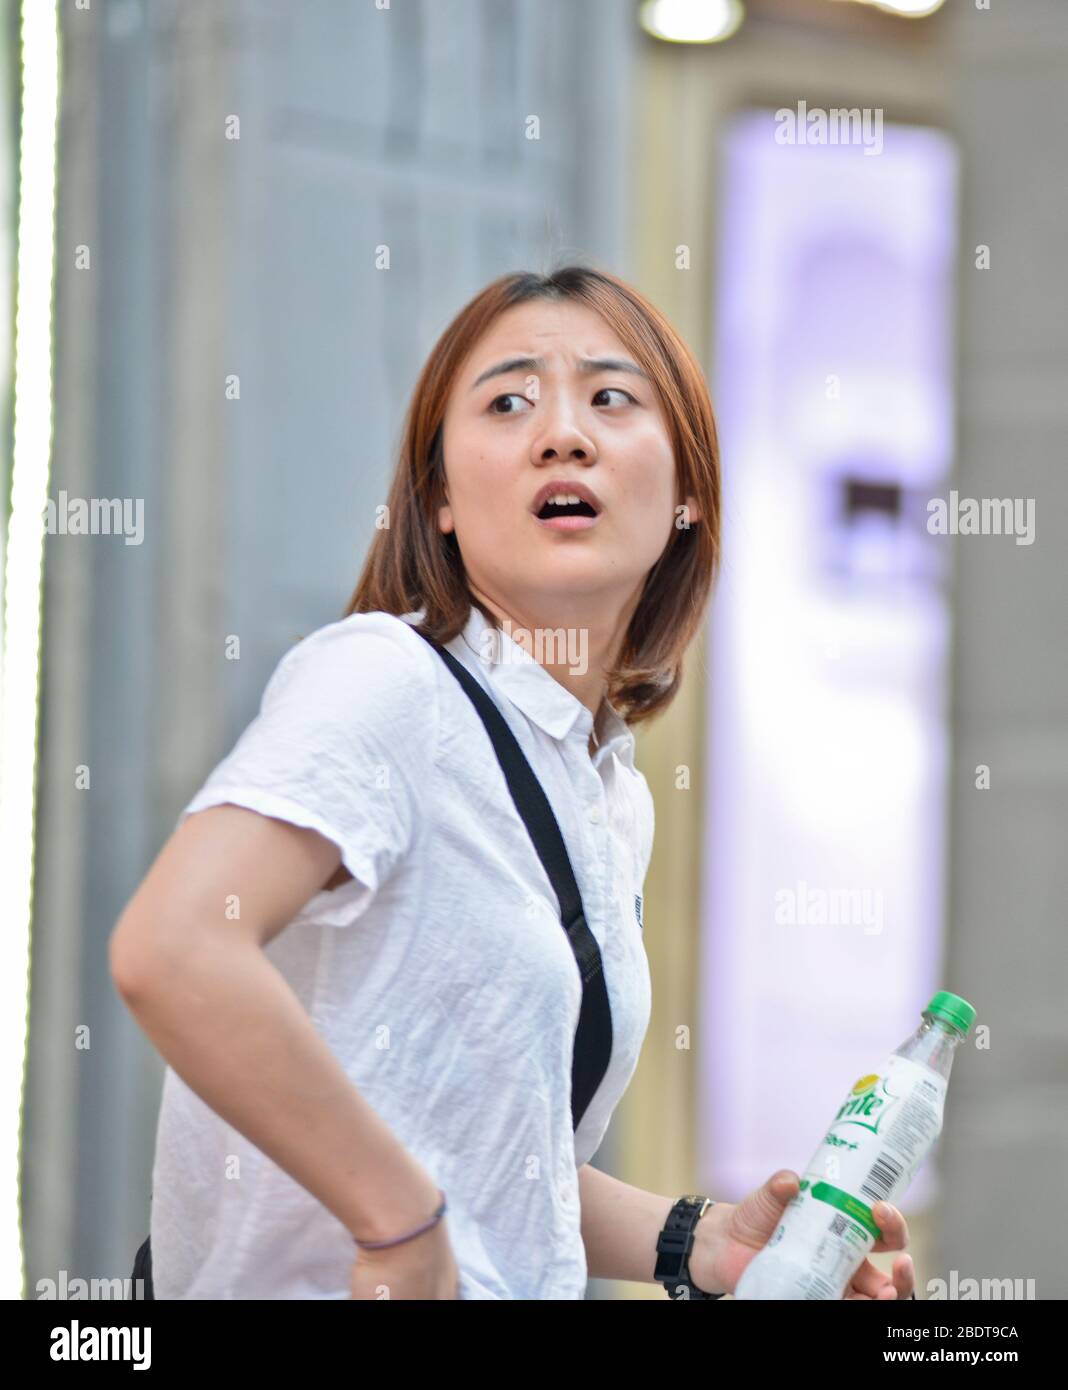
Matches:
[539,441,589,463]
[532,410,596,465]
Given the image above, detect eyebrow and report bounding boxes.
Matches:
[468,355,649,392]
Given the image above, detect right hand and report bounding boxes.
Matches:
[350,1216,461,1300]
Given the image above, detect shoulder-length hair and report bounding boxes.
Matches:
[344,263,721,727]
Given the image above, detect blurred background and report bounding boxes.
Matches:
[2,0,1065,1300]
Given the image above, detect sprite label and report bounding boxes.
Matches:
[792,1054,947,1244]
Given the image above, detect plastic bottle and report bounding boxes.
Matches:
[733,990,976,1300]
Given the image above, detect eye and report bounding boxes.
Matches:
[488,393,533,415]
[593,387,638,407]
[487,386,639,415]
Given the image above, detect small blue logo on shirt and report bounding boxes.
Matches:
[634,894,643,930]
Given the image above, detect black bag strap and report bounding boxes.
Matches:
[412,627,613,1132]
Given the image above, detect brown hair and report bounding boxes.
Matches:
[344,264,721,726]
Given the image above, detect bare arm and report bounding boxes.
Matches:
[577,1162,729,1287]
[109,803,440,1242]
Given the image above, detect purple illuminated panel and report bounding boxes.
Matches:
[701,111,959,1210]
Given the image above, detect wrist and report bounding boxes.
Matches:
[655,1194,729,1299]
[688,1200,734,1297]
[348,1168,443,1246]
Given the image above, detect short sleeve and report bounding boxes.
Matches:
[176,613,440,928]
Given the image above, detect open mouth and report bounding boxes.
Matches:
[536,499,599,520]
[533,498,602,533]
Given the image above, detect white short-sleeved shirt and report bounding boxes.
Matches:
[149,603,654,1299]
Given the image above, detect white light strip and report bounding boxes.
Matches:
[0,0,59,1299]
[874,0,946,16]
[837,0,947,16]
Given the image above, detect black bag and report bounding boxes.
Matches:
[130,626,612,1299]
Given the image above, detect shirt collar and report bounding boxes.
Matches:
[405,604,636,769]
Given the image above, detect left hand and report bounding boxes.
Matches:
[688,1169,917,1300]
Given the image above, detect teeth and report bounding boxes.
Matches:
[546,494,582,506]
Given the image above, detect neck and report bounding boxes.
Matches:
[467,585,636,722]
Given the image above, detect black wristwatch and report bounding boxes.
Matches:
[654,1195,726,1300]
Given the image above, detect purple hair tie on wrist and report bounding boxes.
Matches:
[352,1190,448,1250]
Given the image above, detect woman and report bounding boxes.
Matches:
[111,265,915,1300]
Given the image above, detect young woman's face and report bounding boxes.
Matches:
[437,299,698,624]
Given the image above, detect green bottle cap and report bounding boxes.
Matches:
[925,991,976,1036]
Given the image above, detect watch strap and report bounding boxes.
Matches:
[655,1194,726,1300]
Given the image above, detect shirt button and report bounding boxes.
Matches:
[587,805,602,824]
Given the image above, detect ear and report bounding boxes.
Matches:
[678,495,701,526]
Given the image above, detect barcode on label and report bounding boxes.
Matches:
[860,1152,905,1204]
